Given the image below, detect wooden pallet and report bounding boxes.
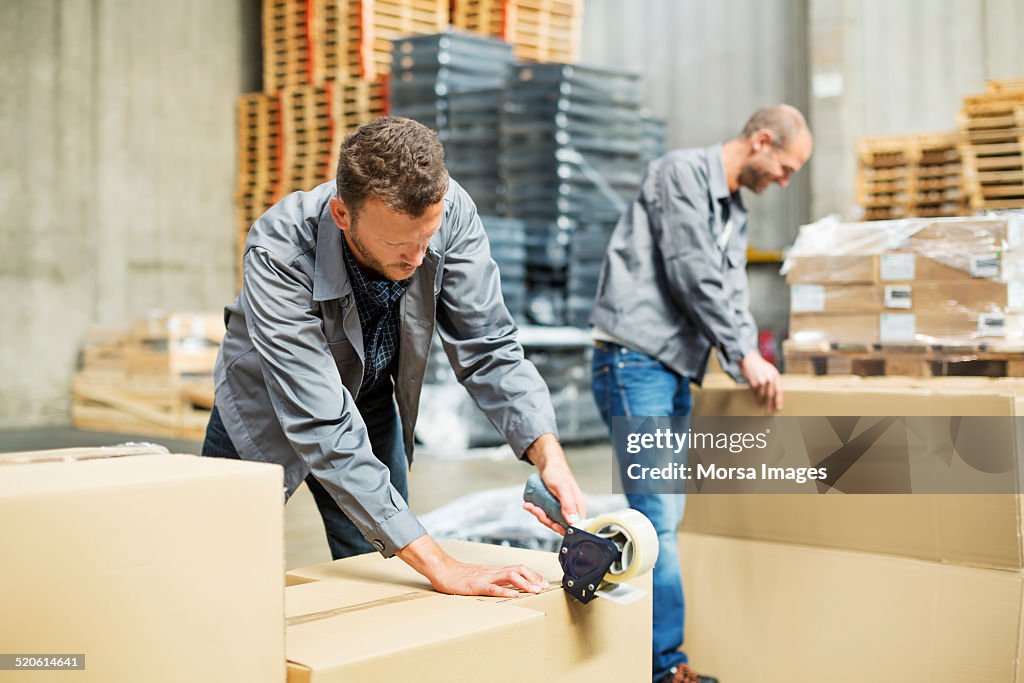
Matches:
[235,93,281,234]
[959,87,1024,211]
[72,313,224,440]
[263,0,314,91]
[276,80,386,198]
[452,0,583,63]
[856,133,969,219]
[784,341,1024,378]
[312,0,448,83]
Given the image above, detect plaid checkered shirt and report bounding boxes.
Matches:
[340,237,411,391]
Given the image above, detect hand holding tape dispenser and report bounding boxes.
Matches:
[523,473,658,604]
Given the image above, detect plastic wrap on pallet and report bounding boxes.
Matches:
[783,215,1024,283]
[784,215,1024,348]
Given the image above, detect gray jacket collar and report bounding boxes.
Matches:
[707,142,746,212]
[312,198,352,302]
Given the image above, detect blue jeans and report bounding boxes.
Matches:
[591,341,691,682]
[202,377,408,560]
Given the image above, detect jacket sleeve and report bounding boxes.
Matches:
[434,188,560,458]
[241,246,426,557]
[649,160,757,376]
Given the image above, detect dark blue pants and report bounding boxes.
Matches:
[202,378,408,560]
[591,341,692,683]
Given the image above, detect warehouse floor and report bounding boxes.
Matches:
[1,428,612,569]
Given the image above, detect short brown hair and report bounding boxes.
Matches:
[336,116,448,218]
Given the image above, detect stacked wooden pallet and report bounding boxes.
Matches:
[857,133,968,220]
[783,339,1024,378]
[314,0,449,82]
[959,77,1024,211]
[236,1,450,285]
[452,0,583,63]
[235,93,281,259]
[856,136,915,220]
[277,79,387,198]
[912,132,968,218]
[71,313,222,440]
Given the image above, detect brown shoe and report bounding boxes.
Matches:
[658,664,719,683]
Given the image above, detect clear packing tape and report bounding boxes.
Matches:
[782,214,1024,345]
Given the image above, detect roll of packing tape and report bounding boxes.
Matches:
[584,509,659,583]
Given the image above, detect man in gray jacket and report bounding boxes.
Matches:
[203,117,586,598]
[589,105,812,683]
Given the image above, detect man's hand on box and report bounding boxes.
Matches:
[740,351,784,413]
[397,535,549,598]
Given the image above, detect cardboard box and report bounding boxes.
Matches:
[285,540,652,683]
[0,446,285,683]
[286,578,545,682]
[786,252,1006,286]
[789,280,1022,314]
[785,255,878,284]
[679,532,1024,683]
[788,310,1022,343]
[688,377,1024,570]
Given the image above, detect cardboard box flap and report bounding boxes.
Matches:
[286,587,544,673]
[0,452,283,498]
[0,443,169,465]
[688,378,1024,570]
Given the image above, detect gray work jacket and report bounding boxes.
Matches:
[589,144,758,383]
[215,180,558,557]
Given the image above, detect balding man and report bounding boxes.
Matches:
[589,105,813,683]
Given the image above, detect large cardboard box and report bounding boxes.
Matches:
[786,252,1006,286]
[0,446,285,683]
[687,376,1024,570]
[285,577,545,682]
[679,532,1024,683]
[285,540,652,682]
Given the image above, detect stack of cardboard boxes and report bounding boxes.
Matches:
[785,216,1024,347]
[2,445,651,682]
[682,375,1024,682]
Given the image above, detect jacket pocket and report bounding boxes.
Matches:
[327,338,359,366]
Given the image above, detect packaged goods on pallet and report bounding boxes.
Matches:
[781,215,1024,355]
[958,77,1024,212]
[71,312,223,440]
[452,0,583,63]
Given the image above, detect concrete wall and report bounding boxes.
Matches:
[808,0,1024,219]
[580,0,811,343]
[0,1,260,427]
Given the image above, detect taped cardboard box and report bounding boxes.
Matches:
[285,540,652,683]
[679,532,1024,683]
[0,446,285,683]
[286,578,544,682]
[687,376,1024,570]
